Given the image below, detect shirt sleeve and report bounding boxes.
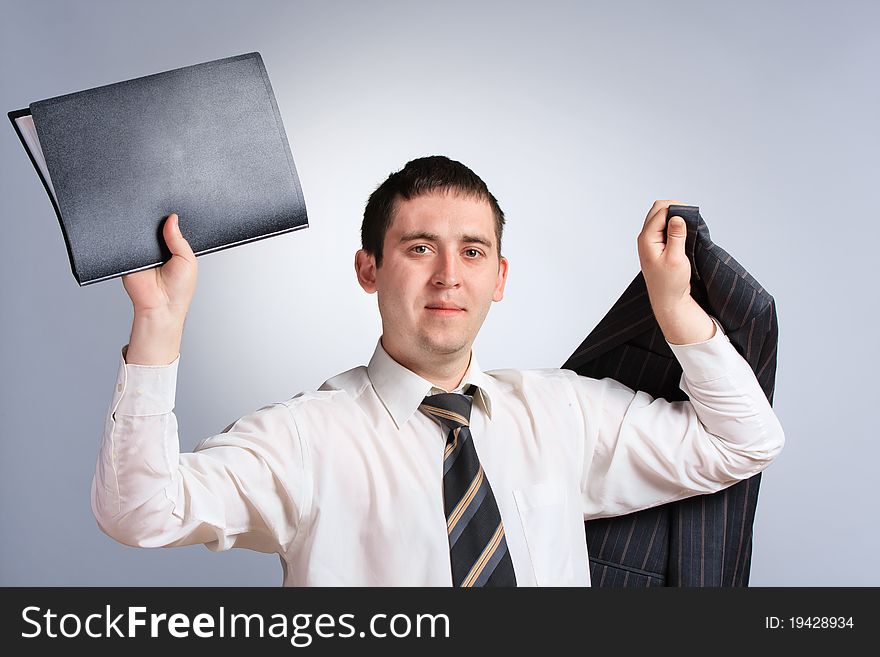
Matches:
[572,317,785,520]
[90,346,306,554]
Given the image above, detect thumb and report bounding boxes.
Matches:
[163,213,195,259]
[666,216,687,243]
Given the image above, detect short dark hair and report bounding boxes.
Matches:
[361,155,505,267]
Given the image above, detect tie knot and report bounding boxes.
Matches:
[419,388,475,430]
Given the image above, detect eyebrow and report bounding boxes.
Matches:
[399,231,493,248]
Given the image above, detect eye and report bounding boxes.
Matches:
[410,245,431,254]
[464,248,483,258]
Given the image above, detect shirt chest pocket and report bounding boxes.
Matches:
[513,482,575,586]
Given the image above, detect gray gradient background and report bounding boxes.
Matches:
[1,0,875,586]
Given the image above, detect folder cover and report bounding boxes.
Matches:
[8,52,308,286]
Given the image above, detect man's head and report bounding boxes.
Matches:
[360,155,506,268]
[355,156,509,379]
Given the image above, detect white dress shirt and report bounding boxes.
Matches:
[91,317,784,586]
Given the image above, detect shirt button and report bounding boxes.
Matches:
[117,384,123,392]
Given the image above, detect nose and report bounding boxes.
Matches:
[432,250,460,288]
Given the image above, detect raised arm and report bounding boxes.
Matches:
[91,214,304,554]
[572,317,784,519]
[573,200,785,517]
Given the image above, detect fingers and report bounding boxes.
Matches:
[641,204,672,250]
[641,200,689,239]
[645,204,668,234]
[638,200,689,263]
[162,213,196,262]
[642,199,686,229]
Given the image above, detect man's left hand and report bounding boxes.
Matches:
[637,200,715,345]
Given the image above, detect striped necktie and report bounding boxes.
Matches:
[419,387,517,587]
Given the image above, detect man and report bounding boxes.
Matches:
[92,155,785,586]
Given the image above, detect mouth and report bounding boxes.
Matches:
[425,303,465,316]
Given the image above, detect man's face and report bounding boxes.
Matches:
[356,191,508,369]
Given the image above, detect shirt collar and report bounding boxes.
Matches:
[367,339,495,429]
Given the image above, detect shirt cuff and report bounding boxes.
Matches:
[665,316,741,383]
[112,344,180,416]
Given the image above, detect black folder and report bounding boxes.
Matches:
[8,52,308,286]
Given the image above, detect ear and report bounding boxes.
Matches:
[355,249,378,294]
[492,256,509,302]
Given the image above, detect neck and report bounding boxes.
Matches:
[381,338,472,392]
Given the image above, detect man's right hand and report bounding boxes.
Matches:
[122,213,198,365]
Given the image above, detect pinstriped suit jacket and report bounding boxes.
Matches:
[562,205,778,587]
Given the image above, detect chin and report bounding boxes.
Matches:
[419,335,471,356]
